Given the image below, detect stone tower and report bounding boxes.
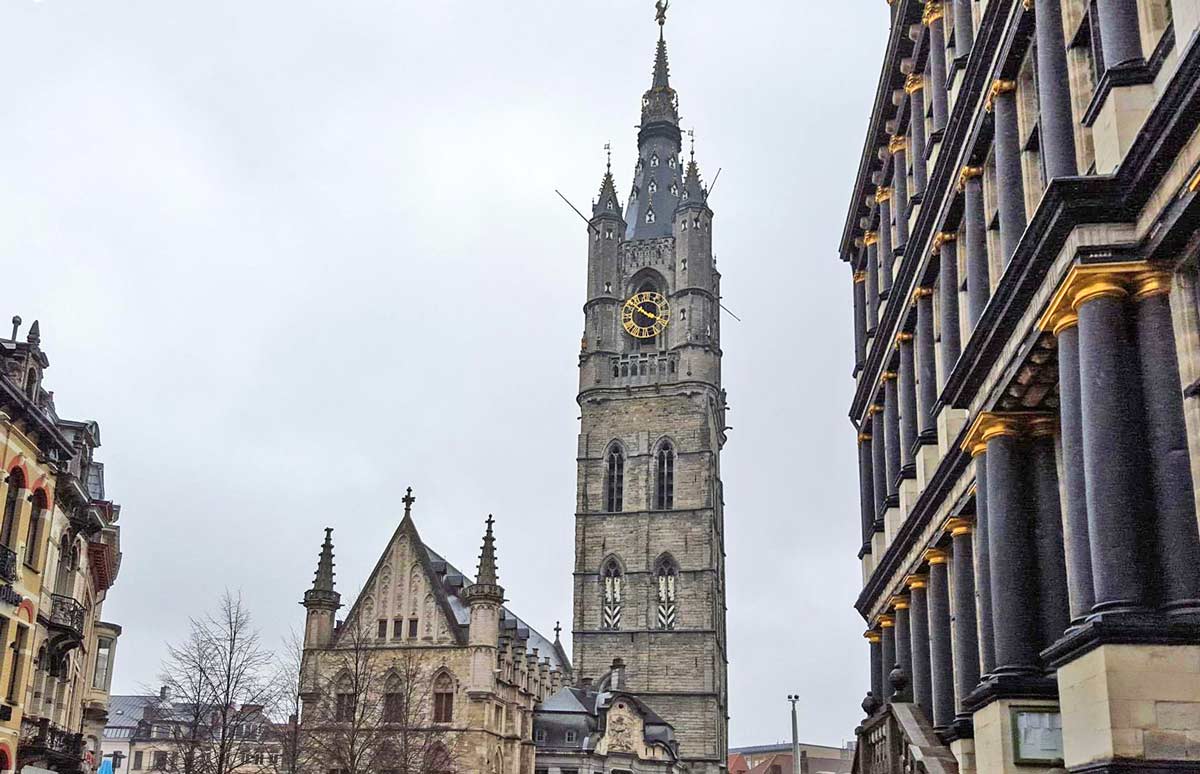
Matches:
[571,12,728,773]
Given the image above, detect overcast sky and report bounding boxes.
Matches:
[0,0,888,750]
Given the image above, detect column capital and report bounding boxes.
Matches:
[868,403,884,416]
[944,517,974,537]
[878,613,895,628]
[875,186,893,204]
[881,371,898,382]
[911,287,934,307]
[895,332,914,348]
[1132,270,1172,300]
[905,573,928,590]
[853,270,867,284]
[858,432,873,444]
[888,135,908,154]
[863,230,879,246]
[932,231,958,252]
[1038,261,1165,332]
[922,2,944,25]
[864,629,882,643]
[957,165,983,192]
[924,548,949,565]
[985,79,1018,112]
[961,412,1021,456]
[904,74,924,94]
[1027,416,1059,438]
[890,594,910,610]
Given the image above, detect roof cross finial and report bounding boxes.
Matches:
[604,142,612,172]
[554,621,562,641]
[687,128,695,160]
[402,487,416,518]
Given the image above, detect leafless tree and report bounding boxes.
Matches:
[299,619,458,774]
[158,591,280,774]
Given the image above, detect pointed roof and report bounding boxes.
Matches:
[652,32,670,89]
[626,22,684,240]
[476,514,498,585]
[681,157,705,207]
[592,167,624,219]
[302,528,341,610]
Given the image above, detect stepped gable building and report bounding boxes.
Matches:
[1,316,124,774]
[838,1,1200,772]
[297,495,570,774]
[569,6,730,773]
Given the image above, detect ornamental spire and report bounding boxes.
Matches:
[593,144,624,218]
[302,528,342,610]
[476,514,499,586]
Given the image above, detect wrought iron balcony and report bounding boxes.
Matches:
[49,594,86,640]
[0,544,17,583]
[19,716,85,774]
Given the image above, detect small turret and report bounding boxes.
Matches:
[301,528,342,649]
[465,516,504,694]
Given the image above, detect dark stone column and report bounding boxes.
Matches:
[858,432,876,548]
[884,373,902,497]
[962,170,990,327]
[1132,274,1200,614]
[1096,0,1144,68]
[1054,316,1095,622]
[985,425,1041,675]
[853,272,867,370]
[908,576,933,713]
[907,78,928,195]
[866,236,880,333]
[881,616,897,701]
[871,407,888,520]
[915,288,939,436]
[953,0,974,55]
[891,139,910,248]
[926,8,950,132]
[895,599,913,702]
[927,553,956,729]
[990,83,1027,263]
[1029,421,1071,650]
[947,519,981,717]
[1035,0,1078,180]
[936,234,962,384]
[898,333,918,471]
[1077,281,1151,613]
[972,452,996,673]
[868,631,884,703]
[878,194,894,295]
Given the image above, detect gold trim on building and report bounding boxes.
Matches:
[957,166,983,192]
[932,232,957,253]
[923,548,949,565]
[985,79,1018,112]
[944,517,973,537]
[1037,262,1167,333]
[961,411,1059,456]
[888,135,908,154]
[879,614,895,628]
[853,270,867,284]
[864,630,882,643]
[890,595,910,610]
[864,230,879,246]
[922,2,944,25]
[905,574,928,590]
[904,74,924,94]
[875,186,893,204]
[881,371,898,382]
[1132,270,1173,300]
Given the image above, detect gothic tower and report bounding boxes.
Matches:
[571,13,728,773]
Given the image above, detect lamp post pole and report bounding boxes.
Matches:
[788,694,801,774]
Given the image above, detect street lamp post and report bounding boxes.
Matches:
[788,694,801,774]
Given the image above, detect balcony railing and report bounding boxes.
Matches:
[0,544,17,583]
[19,716,85,771]
[49,594,86,639]
[853,704,957,774]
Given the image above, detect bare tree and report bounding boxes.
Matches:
[158,591,279,774]
[269,631,308,774]
[299,620,458,774]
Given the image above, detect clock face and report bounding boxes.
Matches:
[622,291,670,339]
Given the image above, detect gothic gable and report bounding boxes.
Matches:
[334,515,467,647]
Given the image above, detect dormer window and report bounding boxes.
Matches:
[648,180,657,194]
[605,228,614,240]
[682,219,689,231]
[682,189,690,201]
[606,198,614,211]
[565,730,578,744]
[646,209,656,224]
[650,154,660,168]
[670,182,678,196]
[669,157,677,169]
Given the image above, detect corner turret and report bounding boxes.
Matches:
[465,516,504,694]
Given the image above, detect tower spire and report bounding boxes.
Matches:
[302,528,341,610]
[464,515,504,603]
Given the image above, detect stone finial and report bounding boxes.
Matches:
[26,320,40,346]
[862,691,882,716]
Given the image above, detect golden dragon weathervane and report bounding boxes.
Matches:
[656,0,670,27]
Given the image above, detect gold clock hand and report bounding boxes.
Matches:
[632,304,658,321]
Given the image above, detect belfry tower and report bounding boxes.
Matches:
[571,8,728,772]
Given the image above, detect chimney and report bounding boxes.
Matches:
[581,677,594,690]
[611,657,626,690]
[159,685,171,701]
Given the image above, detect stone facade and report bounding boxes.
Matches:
[839,1,1200,772]
[570,16,729,774]
[0,318,123,774]
[297,502,568,774]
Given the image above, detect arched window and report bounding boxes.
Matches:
[602,559,623,630]
[432,672,454,723]
[604,447,624,513]
[655,557,678,630]
[655,441,675,510]
[334,674,355,722]
[383,673,404,723]
[1,469,26,549]
[26,490,46,568]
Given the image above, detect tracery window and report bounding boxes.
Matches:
[656,558,678,630]
[604,446,624,512]
[1,468,25,548]
[655,441,675,510]
[383,675,405,723]
[602,559,623,630]
[433,672,454,722]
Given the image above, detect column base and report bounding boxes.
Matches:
[1043,611,1200,669]
[1054,642,1200,770]
[945,715,975,742]
[962,673,1058,714]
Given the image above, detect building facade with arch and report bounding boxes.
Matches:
[1,318,123,774]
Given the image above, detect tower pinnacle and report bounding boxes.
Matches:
[302,528,341,610]
[464,515,504,603]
